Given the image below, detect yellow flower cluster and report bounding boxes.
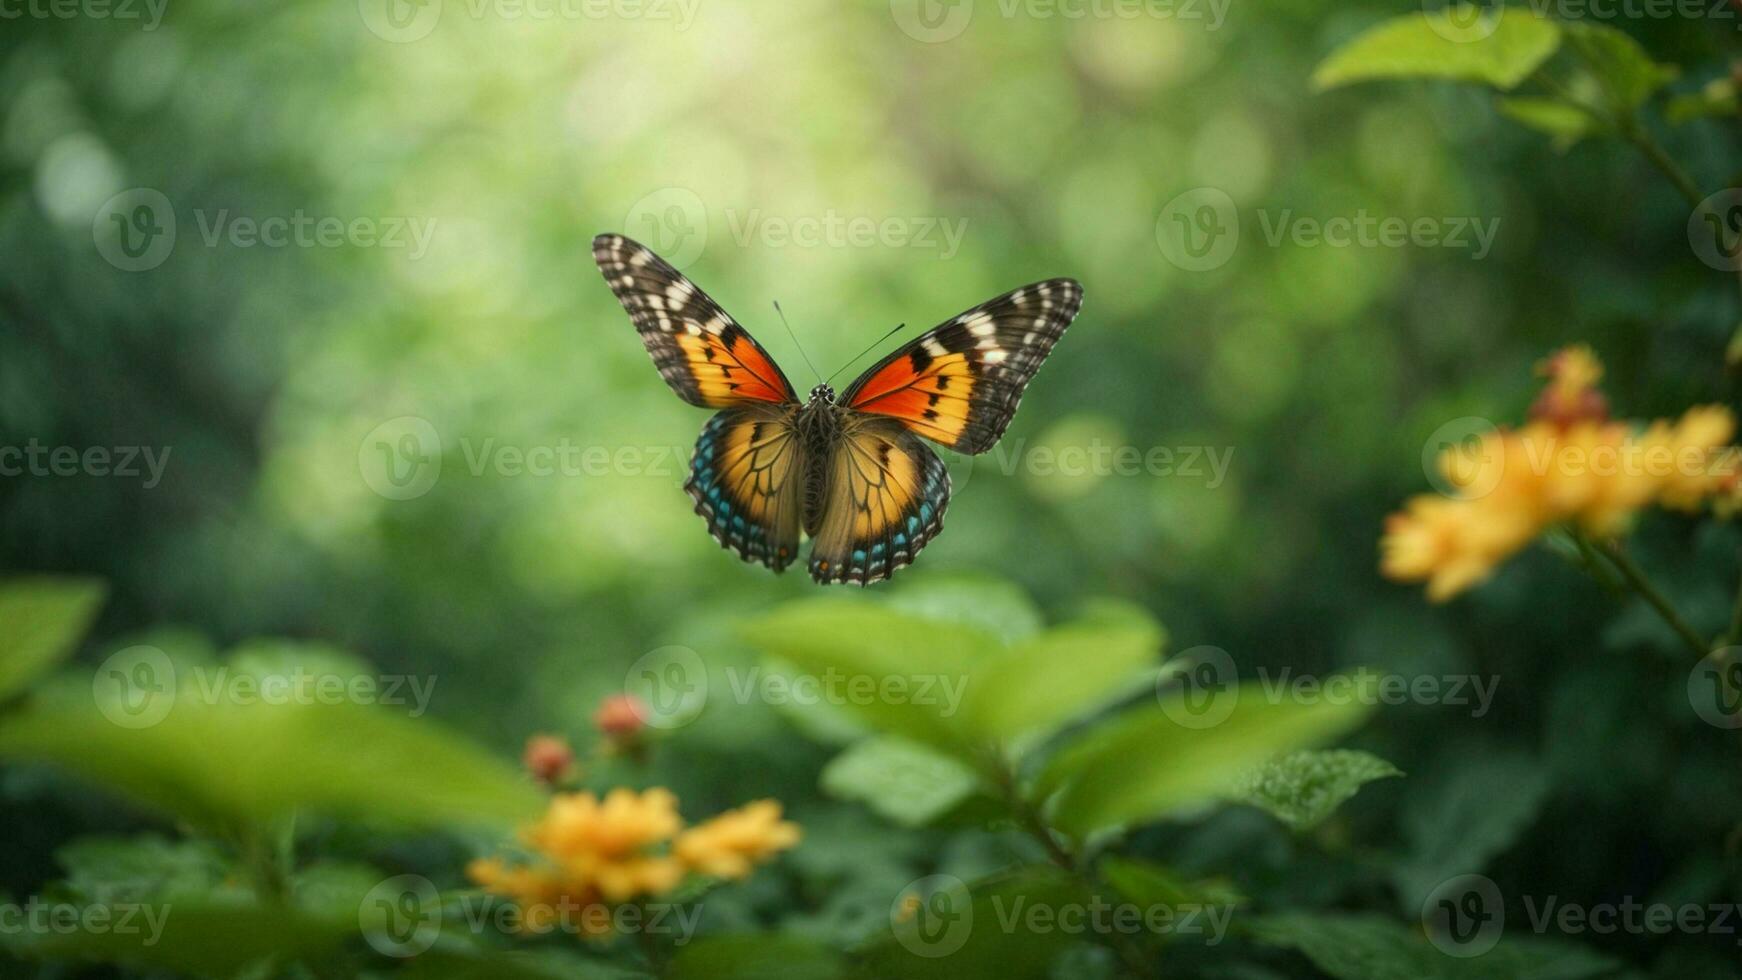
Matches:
[1382,346,1738,602]
[467,788,799,939]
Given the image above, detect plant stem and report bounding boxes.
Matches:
[1725,551,1742,650]
[1618,119,1706,209]
[1599,541,1712,659]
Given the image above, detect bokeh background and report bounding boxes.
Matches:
[4,0,1742,975]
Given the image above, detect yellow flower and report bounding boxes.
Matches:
[1382,346,1741,601]
[468,788,800,942]
[673,800,801,880]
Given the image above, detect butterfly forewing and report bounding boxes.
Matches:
[593,234,796,407]
[842,279,1083,453]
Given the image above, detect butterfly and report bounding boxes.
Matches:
[593,233,1082,585]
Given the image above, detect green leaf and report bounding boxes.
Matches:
[738,598,1000,754]
[962,617,1164,746]
[1038,681,1374,840]
[56,835,229,904]
[885,573,1045,644]
[1233,749,1401,831]
[1096,856,1245,930]
[820,735,985,827]
[0,671,543,833]
[1312,9,1561,92]
[1667,77,1737,125]
[1560,21,1676,113]
[861,868,1089,980]
[1250,912,1620,980]
[1,901,355,978]
[1392,752,1549,911]
[667,934,850,980]
[1495,97,1604,147]
[0,577,106,701]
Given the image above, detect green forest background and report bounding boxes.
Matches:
[3,0,1742,977]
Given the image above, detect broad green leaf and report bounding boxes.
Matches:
[0,673,542,832]
[1392,752,1548,911]
[738,598,1000,754]
[1561,22,1676,112]
[0,577,106,701]
[1234,749,1401,831]
[1096,856,1244,932]
[56,835,229,904]
[885,573,1044,644]
[1249,913,1620,979]
[667,934,850,980]
[962,617,1164,745]
[861,868,1089,980]
[406,949,652,980]
[1037,682,1373,840]
[1668,77,1736,125]
[1,901,354,977]
[820,735,985,827]
[1495,97,1603,147]
[1312,9,1561,92]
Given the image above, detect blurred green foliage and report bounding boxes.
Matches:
[4,0,1742,976]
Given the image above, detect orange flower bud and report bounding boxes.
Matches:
[523,734,575,786]
[593,694,647,739]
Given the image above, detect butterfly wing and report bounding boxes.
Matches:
[594,234,797,407]
[809,414,950,585]
[841,279,1082,453]
[685,403,805,572]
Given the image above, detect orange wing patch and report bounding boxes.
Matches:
[846,351,975,446]
[676,329,792,406]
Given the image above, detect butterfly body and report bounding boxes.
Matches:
[595,233,1081,585]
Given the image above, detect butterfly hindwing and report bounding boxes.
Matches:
[842,279,1083,453]
[594,234,796,407]
[685,404,805,572]
[809,414,950,585]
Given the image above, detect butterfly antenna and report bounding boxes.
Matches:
[826,323,906,385]
[772,301,823,385]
